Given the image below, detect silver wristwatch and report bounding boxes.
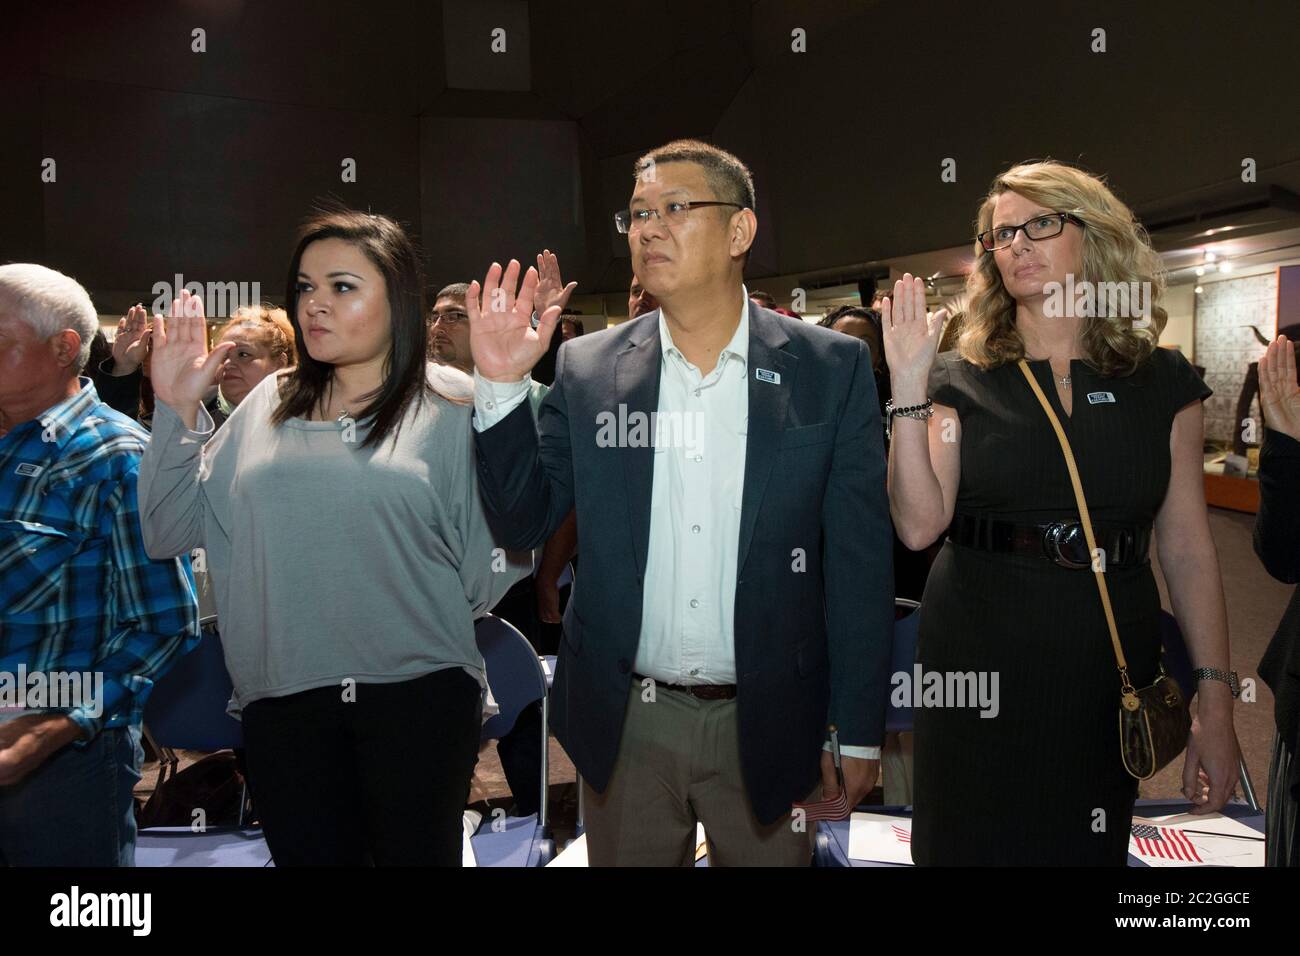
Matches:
[1192,667,1240,698]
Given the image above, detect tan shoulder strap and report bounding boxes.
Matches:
[1015,360,1136,696]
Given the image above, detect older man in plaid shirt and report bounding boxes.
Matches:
[0,263,200,866]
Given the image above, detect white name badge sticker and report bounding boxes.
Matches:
[1087,391,1116,405]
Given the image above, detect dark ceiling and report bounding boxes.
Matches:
[2,0,1298,311]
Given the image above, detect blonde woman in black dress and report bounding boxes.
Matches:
[883,160,1240,865]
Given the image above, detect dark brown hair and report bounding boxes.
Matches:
[272,206,450,447]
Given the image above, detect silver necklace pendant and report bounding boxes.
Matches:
[1059,375,1071,388]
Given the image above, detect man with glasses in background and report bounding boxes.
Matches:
[428,282,474,374]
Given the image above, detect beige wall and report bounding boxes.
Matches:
[1161,283,1195,359]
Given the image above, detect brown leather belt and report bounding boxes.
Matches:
[633,673,737,700]
[948,512,1151,569]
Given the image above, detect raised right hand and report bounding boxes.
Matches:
[149,290,235,415]
[110,304,150,375]
[467,260,563,382]
[1259,335,1300,442]
[881,274,947,400]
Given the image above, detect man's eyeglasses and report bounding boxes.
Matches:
[977,212,1085,252]
[614,200,744,235]
[429,310,468,326]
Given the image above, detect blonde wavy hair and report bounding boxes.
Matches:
[960,160,1166,377]
[215,305,296,366]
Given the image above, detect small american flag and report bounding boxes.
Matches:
[793,791,851,823]
[1131,824,1203,863]
[792,726,855,822]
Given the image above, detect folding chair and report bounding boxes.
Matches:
[137,616,268,865]
[141,615,250,821]
[472,613,556,866]
[886,598,922,735]
[1158,609,1260,811]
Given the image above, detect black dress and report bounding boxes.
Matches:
[911,347,1212,865]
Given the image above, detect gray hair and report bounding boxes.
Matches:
[0,263,100,372]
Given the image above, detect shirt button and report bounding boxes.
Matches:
[693,454,703,462]
[691,524,701,533]
[485,401,495,410]
[694,388,701,397]
[689,598,700,609]
[689,668,699,677]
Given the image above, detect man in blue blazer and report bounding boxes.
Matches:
[467,140,893,865]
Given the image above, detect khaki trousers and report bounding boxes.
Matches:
[583,683,817,866]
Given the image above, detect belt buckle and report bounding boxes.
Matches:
[1043,519,1091,569]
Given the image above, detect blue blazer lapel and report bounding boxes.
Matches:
[613,312,662,580]
[737,303,796,576]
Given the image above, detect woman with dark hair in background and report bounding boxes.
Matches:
[821,305,889,412]
[137,208,529,865]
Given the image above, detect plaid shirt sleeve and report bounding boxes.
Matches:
[65,464,201,744]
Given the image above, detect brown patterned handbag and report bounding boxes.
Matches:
[1018,360,1191,779]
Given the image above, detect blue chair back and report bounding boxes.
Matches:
[885,599,921,734]
[476,614,548,745]
[144,622,243,751]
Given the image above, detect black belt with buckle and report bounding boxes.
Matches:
[947,513,1151,569]
[632,673,738,700]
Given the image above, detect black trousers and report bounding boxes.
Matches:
[240,668,482,866]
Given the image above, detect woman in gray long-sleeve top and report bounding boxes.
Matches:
[137,209,530,866]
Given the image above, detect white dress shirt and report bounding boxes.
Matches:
[471,292,879,760]
[633,295,749,685]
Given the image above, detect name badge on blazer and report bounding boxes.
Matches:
[1087,391,1116,404]
[755,368,781,385]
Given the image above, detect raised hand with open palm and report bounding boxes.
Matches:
[111,304,151,375]
[467,259,565,383]
[534,249,577,319]
[1259,335,1300,442]
[148,289,235,428]
[881,273,948,404]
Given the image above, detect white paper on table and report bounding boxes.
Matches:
[692,822,708,861]
[546,823,708,866]
[461,810,480,867]
[547,833,588,866]
[1129,812,1263,867]
[847,813,914,865]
